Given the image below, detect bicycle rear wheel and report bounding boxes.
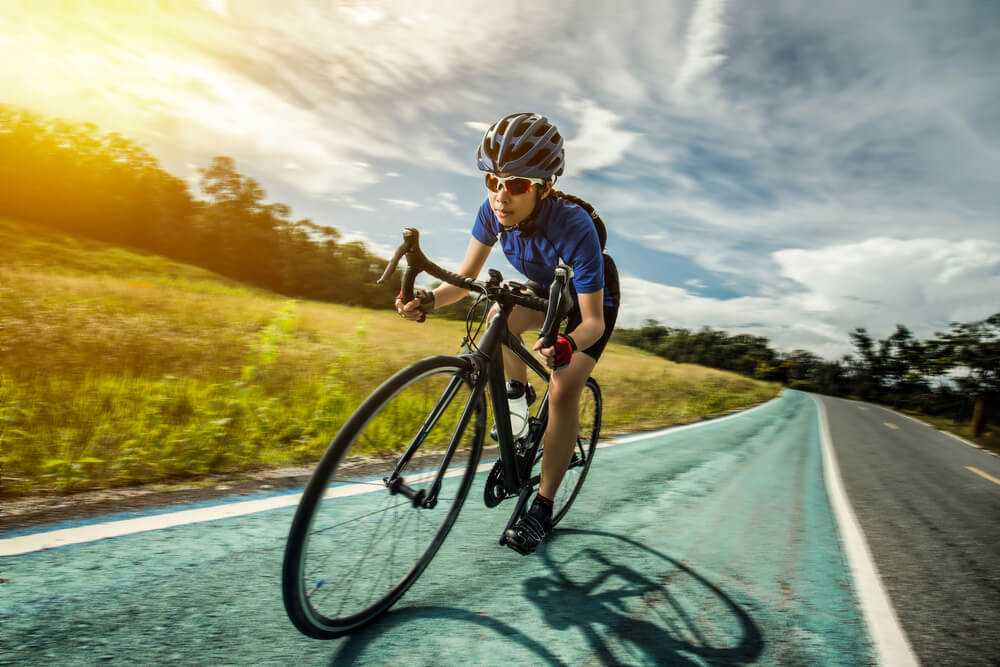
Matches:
[536,376,601,527]
[282,355,485,639]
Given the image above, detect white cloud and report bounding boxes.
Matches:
[336,6,386,26]
[384,198,422,210]
[560,97,641,172]
[618,237,1000,358]
[674,0,729,92]
[774,237,1000,325]
[434,192,464,218]
[202,0,227,16]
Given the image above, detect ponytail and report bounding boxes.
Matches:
[550,190,607,250]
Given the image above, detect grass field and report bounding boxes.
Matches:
[0,217,780,495]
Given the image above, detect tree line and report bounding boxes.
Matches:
[612,316,1000,436]
[4,104,994,431]
[0,104,398,307]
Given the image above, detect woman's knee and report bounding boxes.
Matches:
[548,374,586,406]
[508,306,544,336]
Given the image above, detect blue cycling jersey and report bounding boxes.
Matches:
[472,196,617,308]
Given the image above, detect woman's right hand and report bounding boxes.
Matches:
[396,289,434,322]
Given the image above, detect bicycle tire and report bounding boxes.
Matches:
[535,376,601,527]
[282,355,485,639]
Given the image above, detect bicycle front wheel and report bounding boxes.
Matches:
[537,376,602,528]
[282,355,485,639]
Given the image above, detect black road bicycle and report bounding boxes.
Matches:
[281,228,602,639]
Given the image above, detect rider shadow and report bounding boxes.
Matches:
[328,529,762,666]
[527,528,764,665]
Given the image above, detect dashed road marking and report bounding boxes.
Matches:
[966,466,1000,486]
[884,422,900,430]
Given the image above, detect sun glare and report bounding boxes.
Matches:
[3,5,230,132]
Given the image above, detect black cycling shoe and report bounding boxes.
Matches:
[504,505,551,555]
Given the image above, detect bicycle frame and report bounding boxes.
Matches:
[384,299,551,510]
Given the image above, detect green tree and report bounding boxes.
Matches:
[931,314,1000,436]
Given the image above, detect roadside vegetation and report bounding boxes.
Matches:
[614,320,1000,454]
[0,218,779,495]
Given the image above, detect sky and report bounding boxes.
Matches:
[3,0,999,359]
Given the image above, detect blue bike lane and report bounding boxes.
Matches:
[0,390,875,665]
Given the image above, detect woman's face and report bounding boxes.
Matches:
[488,172,551,227]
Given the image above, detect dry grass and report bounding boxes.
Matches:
[0,218,780,494]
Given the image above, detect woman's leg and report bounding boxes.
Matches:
[496,304,544,386]
[537,351,597,499]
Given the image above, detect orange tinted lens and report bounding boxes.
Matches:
[485,173,500,192]
[505,178,533,195]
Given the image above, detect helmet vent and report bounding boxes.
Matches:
[525,149,548,168]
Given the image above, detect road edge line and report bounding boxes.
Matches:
[603,392,782,447]
[813,394,920,667]
[2,394,785,556]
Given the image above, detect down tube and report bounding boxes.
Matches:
[424,369,488,505]
[504,331,551,390]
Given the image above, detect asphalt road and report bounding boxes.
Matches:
[818,394,1000,666]
[1,391,996,665]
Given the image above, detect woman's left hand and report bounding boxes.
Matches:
[533,334,575,370]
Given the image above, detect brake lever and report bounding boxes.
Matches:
[539,262,573,349]
[377,242,408,285]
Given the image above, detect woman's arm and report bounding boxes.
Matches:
[397,237,493,320]
[533,289,605,367]
[566,290,605,351]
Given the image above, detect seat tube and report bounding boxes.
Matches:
[488,345,523,493]
[477,304,523,493]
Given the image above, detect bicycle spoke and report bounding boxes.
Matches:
[282,359,485,636]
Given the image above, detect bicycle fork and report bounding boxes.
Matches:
[384,362,486,509]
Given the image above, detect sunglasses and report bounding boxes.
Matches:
[484,173,546,195]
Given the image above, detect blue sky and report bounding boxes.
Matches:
[4,0,999,358]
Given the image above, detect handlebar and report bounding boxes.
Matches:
[377,227,573,345]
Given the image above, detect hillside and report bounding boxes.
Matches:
[0,217,780,495]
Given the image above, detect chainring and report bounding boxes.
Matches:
[483,459,512,507]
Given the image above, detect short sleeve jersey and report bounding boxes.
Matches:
[471,196,617,308]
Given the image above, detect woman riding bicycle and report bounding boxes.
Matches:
[396,112,621,554]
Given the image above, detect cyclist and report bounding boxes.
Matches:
[396,112,620,554]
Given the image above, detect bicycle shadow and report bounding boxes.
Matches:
[528,528,763,665]
[327,529,762,666]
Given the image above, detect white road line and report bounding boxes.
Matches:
[813,395,920,667]
[2,394,784,557]
[0,462,492,558]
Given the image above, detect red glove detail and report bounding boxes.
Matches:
[552,334,576,369]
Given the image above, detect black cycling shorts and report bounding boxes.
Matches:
[565,253,620,362]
